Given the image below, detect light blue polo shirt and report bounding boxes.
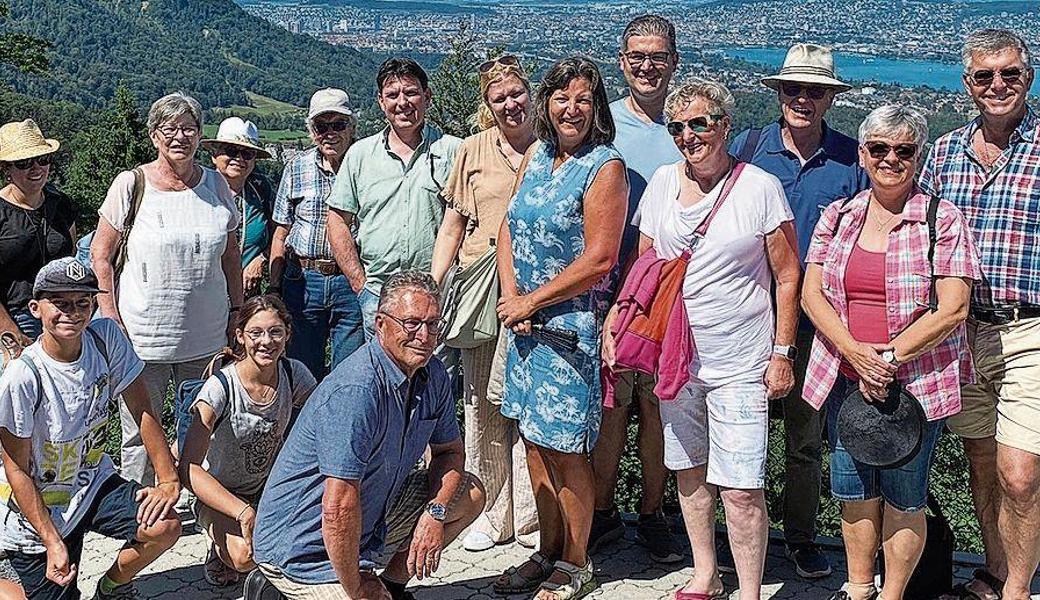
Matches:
[252,340,460,583]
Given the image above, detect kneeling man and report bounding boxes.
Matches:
[251,270,484,600]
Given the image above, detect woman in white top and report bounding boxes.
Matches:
[179,294,316,586]
[91,92,244,486]
[603,79,802,600]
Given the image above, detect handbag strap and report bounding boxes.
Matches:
[687,160,746,251]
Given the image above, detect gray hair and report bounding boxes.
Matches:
[621,15,677,56]
[147,92,203,134]
[961,28,1031,72]
[664,78,736,120]
[858,104,928,150]
[377,271,440,313]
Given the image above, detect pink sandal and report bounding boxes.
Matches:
[675,588,728,599]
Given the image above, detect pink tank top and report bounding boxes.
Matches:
[840,243,889,379]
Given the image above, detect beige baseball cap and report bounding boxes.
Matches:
[308,88,354,121]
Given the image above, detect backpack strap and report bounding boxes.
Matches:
[113,167,146,279]
[84,326,109,368]
[19,354,45,417]
[209,370,233,432]
[736,128,762,164]
[829,196,857,237]
[279,357,295,392]
[926,194,941,313]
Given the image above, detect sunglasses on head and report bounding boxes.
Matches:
[312,120,351,135]
[479,54,520,74]
[11,155,53,170]
[864,141,918,160]
[666,114,724,136]
[967,67,1025,87]
[219,145,257,161]
[780,83,830,100]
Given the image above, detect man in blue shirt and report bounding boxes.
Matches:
[588,14,684,565]
[250,271,484,600]
[727,43,869,579]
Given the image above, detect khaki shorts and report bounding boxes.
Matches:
[950,317,1040,455]
[610,371,659,410]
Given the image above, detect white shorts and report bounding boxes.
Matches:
[659,379,769,489]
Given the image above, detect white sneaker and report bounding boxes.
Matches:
[463,529,495,552]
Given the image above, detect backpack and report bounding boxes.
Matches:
[175,355,296,451]
[75,167,146,276]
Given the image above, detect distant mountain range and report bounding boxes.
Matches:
[2,0,379,110]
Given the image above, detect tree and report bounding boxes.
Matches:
[0,1,50,74]
[428,23,483,139]
[64,85,153,227]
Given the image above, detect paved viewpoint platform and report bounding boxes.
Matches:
[77,516,1040,600]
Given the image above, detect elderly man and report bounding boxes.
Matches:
[269,87,364,380]
[249,271,485,600]
[326,58,462,337]
[920,29,1039,600]
[725,43,869,579]
[588,14,684,565]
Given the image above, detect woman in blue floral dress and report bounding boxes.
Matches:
[494,57,628,600]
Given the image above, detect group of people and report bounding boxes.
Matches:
[0,13,1036,600]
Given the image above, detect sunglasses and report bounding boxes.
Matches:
[666,114,724,136]
[864,141,918,160]
[780,83,830,100]
[479,54,520,74]
[11,154,53,170]
[967,67,1025,87]
[312,120,351,135]
[219,146,258,161]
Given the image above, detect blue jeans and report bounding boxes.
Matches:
[358,287,380,340]
[10,307,41,339]
[826,375,944,512]
[282,262,364,380]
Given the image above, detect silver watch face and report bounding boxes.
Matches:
[427,503,447,521]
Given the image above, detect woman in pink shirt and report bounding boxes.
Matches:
[801,105,981,600]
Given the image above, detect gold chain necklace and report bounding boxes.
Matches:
[868,195,900,232]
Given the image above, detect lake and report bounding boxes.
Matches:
[718,46,966,91]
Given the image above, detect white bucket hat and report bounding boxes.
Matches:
[201,117,271,159]
[761,43,852,93]
[0,119,60,163]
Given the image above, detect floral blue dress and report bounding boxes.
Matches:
[500,141,623,453]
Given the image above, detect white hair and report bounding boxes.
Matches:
[664,78,735,120]
[962,29,1031,72]
[147,92,203,133]
[858,104,928,150]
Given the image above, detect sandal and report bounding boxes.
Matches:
[535,559,599,600]
[950,568,1004,599]
[495,551,554,594]
[675,586,728,599]
[203,546,241,587]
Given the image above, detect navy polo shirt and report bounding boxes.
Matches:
[730,120,869,262]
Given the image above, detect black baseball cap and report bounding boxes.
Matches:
[33,257,105,298]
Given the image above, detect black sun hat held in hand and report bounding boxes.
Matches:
[838,383,927,469]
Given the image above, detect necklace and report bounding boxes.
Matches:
[868,195,900,232]
[974,130,1002,170]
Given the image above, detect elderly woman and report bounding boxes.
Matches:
[430,54,539,554]
[494,57,627,600]
[0,119,76,345]
[92,92,244,485]
[203,117,276,297]
[801,105,981,600]
[606,78,802,600]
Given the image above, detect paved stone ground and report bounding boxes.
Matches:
[76,514,1040,600]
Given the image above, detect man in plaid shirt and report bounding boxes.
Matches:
[918,29,1039,600]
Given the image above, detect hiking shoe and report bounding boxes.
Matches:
[716,536,736,574]
[587,507,625,553]
[243,568,285,600]
[635,512,683,564]
[94,580,141,600]
[786,544,832,579]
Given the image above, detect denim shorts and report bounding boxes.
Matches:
[825,375,944,512]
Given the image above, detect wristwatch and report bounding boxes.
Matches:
[426,502,447,522]
[881,350,900,366]
[772,344,797,361]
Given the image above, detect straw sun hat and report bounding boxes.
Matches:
[201,116,271,159]
[0,119,60,163]
[760,43,852,93]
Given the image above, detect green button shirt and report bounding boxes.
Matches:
[328,124,461,293]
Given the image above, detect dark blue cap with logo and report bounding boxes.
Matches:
[33,256,105,297]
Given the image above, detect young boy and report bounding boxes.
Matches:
[0,257,182,599]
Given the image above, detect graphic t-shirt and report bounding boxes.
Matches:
[0,319,144,553]
[192,359,316,497]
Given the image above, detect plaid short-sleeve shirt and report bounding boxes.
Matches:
[801,188,982,421]
[272,147,336,260]
[918,107,1040,309]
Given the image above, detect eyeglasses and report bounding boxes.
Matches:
[219,146,258,161]
[243,327,288,342]
[479,54,520,74]
[312,120,351,135]
[379,312,442,337]
[780,83,830,100]
[11,154,53,170]
[157,125,199,139]
[967,67,1025,87]
[666,114,724,136]
[622,51,672,68]
[864,141,918,160]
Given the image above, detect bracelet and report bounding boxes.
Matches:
[157,480,178,487]
[236,504,253,522]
